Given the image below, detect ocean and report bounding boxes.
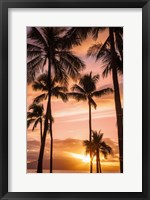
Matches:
[27,169,89,173]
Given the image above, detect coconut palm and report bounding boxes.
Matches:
[27,103,44,144]
[83,140,95,170]
[32,72,68,173]
[27,27,85,173]
[83,130,112,173]
[92,130,112,173]
[68,72,113,172]
[65,27,123,173]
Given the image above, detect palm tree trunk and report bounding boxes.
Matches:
[96,149,99,173]
[37,58,51,173]
[109,28,123,173]
[49,99,53,173]
[37,95,50,173]
[98,151,102,173]
[40,118,42,145]
[88,99,93,173]
[47,58,53,173]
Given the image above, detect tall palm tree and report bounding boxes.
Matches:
[109,28,123,173]
[92,130,112,173]
[32,72,68,173]
[27,103,44,144]
[68,72,113,172]
[87,28,123,173]
[27,27,85,173]
[65,27,123,173]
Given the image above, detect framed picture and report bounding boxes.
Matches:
[0,0,150,199]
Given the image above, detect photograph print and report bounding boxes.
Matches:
[27,27,123,173]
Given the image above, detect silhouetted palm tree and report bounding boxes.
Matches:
[32,72,68,173]
[27,27,85,173]
[87,28,123,173]
[92,130,112,173]
[69,72,113,172]
[27,103,44,144]
[83,140,95,170]
[83,130,112,173]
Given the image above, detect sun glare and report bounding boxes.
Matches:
[69,152,91,163]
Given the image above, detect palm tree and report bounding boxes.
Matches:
[68,72,113,172]
[27,103,44,144]
[83,140,95,171]
[65,27,123,173]
[32,72,68,173]
[83,130,112,173]
[87,28,123,173]
[27,27,85,173]
[92,130,112,173]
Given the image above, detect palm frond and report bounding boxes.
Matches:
[83,140,95,155]
[27,55,42,68]
[92,27,106,40]
[27,118,35,128]
[63,27,92,49]
[92,131,103,144]
[91,73,100,83]
[32,80,48,92]
[100,141,112,158]
[68,92,87,102]
[52,86,68,93]
[27,111,36,119]
[59,51,85,80]
[32,118,40,131]
[52,58,69,86]
[89,97,97,109]
[102,63,112,78]
[71,84,85,94]
[33,93,47,103]
[79,73,98,93]
[52,90,68,102]
[91,88,113,98]
[87,43,102,58]
[28,103,44,116]
[28,27,48,48]
[114,27,123,61]
[96,36,111,60]
[27,50,42,61]
[27,103,44,131]
[27,56,46,83]
[51,85,68,102]
[27,43,42,51]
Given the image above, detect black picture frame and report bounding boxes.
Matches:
[0,0,150,199]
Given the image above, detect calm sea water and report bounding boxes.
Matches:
[28,169,89,173]
[27,169,119,173]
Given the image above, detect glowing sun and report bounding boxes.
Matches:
[69,152,91,163]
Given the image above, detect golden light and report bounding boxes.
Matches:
[69,152,89,162]
[69,152,93,163]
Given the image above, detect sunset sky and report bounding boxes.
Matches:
[27,27,123,173]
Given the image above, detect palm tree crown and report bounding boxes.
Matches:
[32,72,68,104]
[83,130,112,173]
[87,28,123,77]
[69,72,113,110]
[92,130,112,158]
[27,27,85,84]
[27,103,44,143]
